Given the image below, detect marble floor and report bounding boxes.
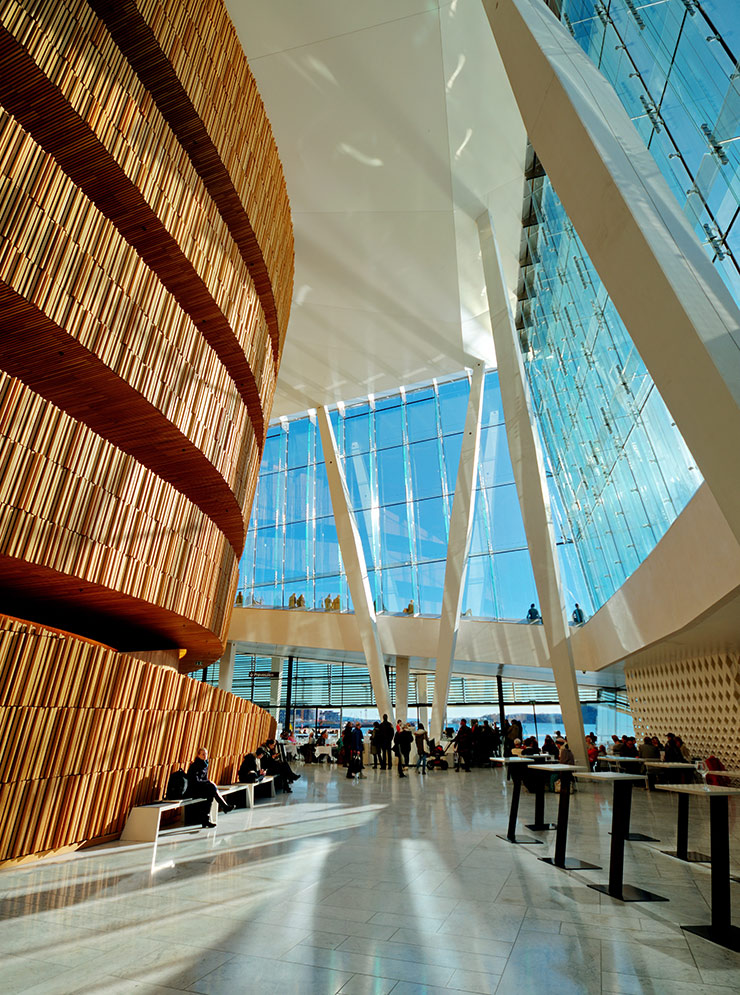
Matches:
[2,763,740,994]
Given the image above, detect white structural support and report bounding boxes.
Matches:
[218,641,236,693]
[482,0,740,551]
[416,674,429,732]
[396,656,409,725]
[477,211,588,769]
[430,362,485,742]
[269,656,283,721]
[317,406,394,720]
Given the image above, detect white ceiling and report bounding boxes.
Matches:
[226,0,527,418]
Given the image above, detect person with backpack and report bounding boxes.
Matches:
[186,747,234,828]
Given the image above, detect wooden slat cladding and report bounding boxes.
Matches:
[0,615,277,863]
[0,114,256,550]
[0,370,257,659]
[88,0,292,362]
[0,12,272,441]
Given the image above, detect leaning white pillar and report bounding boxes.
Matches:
[317,407,394,720]
[430,362,485,742]
[417,674,429,731]
[477,211,588,769]
[218,641,236,693]
[482,0,740,551]
[395,656,409,724]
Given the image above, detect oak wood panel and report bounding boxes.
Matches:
[88,0,289,363]
[0,18,270,440]
[0,614,276,863]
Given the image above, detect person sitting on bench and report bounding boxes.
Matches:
[257,741,300,793]
[187,747,234,828]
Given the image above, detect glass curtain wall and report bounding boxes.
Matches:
[238,372,540,619]
[515,0,739,611]
[558,0,739,302]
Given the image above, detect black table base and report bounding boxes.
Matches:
[661,848,711,863]
[677,795,739,950]
[537,771,602,871]
[499,766,544,845]
[682,923,740,952]
[588,778,667,903]
[541,856,601,870]
[589,882,668,902]
[525,775,556,832]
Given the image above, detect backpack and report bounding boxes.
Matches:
[165,768,188,799]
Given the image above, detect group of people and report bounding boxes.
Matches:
[525,603,586,624]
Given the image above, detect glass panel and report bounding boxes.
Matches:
[492,549,538,621]
[417,559,445,615]
[409,439,443,499]
[406,393,437,442]
[438,377,470,435]
[414,497,448,562]
[377,446,407,505]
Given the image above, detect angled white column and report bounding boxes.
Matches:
[430,362,485,742]
[317,406,394,720]
[417,674,429,731]
[395,656,409,724]
[477,211,588,769]
[218,641,236,693]
[269,656,283,722]
[482,0,740,550]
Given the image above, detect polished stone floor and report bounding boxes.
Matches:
[2,763,740,994]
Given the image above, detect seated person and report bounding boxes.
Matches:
[556,738,575,766]
[257,741,300,793]
[187,747,233,828]
[542,734,559,758]
[510,738,524,756]
[521,736,540,756]
[238,751,262,783]
[587,741,599,769]
[637,736,660,760]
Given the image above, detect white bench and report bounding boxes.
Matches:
[120,777,277,843]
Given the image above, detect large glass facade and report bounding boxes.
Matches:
[515,0,739,611]
[520,171,700,611]
[559,0,739,302]
[238,372,542,619]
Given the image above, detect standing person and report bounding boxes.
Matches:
[414,723,429,773]
[452,719,473,772]
[378,713,394,770]
[370,721,381,768]
[343,721,354,777]
[347,721,366,779]
[399,723,414,767]
[491,722,502,757]
[186,747,233,828]
[393,725,407,778]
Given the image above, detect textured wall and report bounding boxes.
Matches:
[0,1,291,861]
[0,615,277,864]
[626,651,740,768]
[0,0,293,664]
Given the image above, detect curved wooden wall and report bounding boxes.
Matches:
[0,0,293,664]
[0,615,277,864]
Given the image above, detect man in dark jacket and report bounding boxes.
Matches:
[452,719,473,771]
[378,714,394,770]
[187,747,233,828]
